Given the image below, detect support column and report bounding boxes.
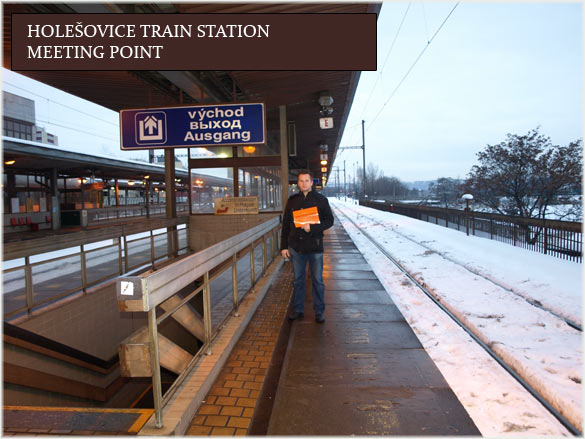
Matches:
[165,149,178,256]
[145,180,151,218]
[187,149,192,213]
[279,105,288,211]
[50,168,61,230]
[80,182,85,210]
[115,179,120,207]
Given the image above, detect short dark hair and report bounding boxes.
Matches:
[297,169,313,180]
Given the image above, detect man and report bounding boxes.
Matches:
[280,170,334,323]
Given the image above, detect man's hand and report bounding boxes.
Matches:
[301,224,311,232]
[281,249,290,259]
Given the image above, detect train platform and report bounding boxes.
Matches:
[3,214,480,436]
[184,218,480,436]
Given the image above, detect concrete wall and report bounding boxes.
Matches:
[17,283,147,360]
[189,213,280,253]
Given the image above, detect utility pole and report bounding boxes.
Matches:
[361,119,366,198]
[343,160,347,201]
[354,161,357,198]
[338,120,366,198]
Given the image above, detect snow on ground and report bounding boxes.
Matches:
[330,198,582,436]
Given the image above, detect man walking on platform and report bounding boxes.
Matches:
[280,170,334,323]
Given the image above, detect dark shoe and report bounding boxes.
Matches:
[315,314,325,323]
[289,311,304,320]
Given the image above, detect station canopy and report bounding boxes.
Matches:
[2,2,381,183]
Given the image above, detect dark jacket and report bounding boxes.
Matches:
[280,190,334,254]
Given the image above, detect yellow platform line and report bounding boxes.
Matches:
[3,406,154,433]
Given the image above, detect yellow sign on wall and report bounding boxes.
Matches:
[214,196,259,215]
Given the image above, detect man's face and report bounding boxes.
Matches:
[298,173,313,193]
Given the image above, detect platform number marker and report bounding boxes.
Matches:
[121,281,134,296]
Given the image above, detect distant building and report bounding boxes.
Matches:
[3,91,59,145]
[34,126,59,145]
[2,91,35,141]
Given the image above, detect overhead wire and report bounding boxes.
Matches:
[339,3,413,154]
[33,117,119,142]
[4,81,119,127]
[366,2,461,131]
[358,2,412,122]
[33,110,119,138]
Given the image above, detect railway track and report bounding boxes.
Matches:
[341,205,582,332]
[334,204,581,436]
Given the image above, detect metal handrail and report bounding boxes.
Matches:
[116,216,281,428]
[118,217,280,312]
[3,222,190,319]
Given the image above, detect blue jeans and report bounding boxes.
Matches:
[289,248,325,315]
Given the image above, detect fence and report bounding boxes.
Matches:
[3,218,189,319]
[116,216,281,428]
[360,200,582,263]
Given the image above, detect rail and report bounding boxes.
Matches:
[361,200,582,263]
[2,217,189,319]
[337,206,581,435]
[116,216,281,428]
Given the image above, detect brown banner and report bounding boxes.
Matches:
[11,13,376,71]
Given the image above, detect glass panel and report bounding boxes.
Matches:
[153,232,169,260]
[240,166,282,211]
[236,251,252,301]
[126,236,152,269]
[178,229,188,251]
[191,168,234,214]
[266,236,274,261]
[28,176,42,189]
[85,245,120,285]
[3,268,27,315]
[254,243,263,282]
[32,255,82,303]
[210,265,234,333]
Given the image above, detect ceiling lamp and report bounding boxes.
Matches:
[4,160,15,165]
[320,160,327,165]
[318,91,334,117]
[127,180,135,186]
[318,91,334,107]
[144,175,150,179]
[243,146,256,154]
[321,167,327,172]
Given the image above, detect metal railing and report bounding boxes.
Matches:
[3,219,189,319]
[361,200,582,262]
[116,216,281,428]
[78,203,190,225]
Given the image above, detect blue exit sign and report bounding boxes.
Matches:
[120,102,265,150]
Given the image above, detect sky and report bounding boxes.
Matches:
[332,197,581,436]
[336,1,583,182]
[1,2,583,183]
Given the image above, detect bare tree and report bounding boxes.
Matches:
[428,177,463,208]
[465,127,582,241]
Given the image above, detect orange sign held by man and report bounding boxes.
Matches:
[293,206,320,228]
